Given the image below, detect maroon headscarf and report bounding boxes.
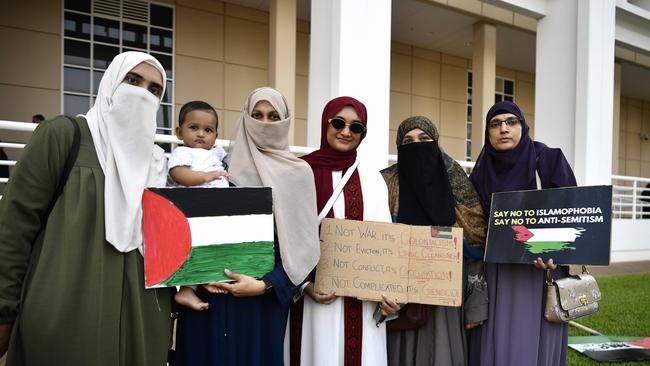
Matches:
[300,96,368,218]
[294,96,368,366]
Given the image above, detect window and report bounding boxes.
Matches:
[62,0,174,135]
[495,77,515,103]
[466,72,516,160]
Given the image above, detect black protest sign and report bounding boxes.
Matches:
[485,185,612,265]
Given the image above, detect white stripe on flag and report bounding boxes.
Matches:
[187,214,274,246]
[528,228,584,243]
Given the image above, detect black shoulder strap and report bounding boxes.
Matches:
[42,116,81,218]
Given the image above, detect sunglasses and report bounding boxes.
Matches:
[328,117,366,134]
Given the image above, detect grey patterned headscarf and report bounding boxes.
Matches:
[396,116,439,146]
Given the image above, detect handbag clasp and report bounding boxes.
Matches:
[579,295,588,305]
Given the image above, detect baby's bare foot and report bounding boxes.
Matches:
[175,287,209,311]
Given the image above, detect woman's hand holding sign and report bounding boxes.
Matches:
[205,269,266,297]
[533,257,557,270]
[379,294,400,317]
[304,282,337,304]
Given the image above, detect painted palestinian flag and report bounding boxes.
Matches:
[569,336,650,362]
[511,225,585,254]
[142,187,274,288]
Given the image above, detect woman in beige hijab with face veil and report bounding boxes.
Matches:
[174,87,320,366]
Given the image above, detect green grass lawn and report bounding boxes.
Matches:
[567,272,650,365]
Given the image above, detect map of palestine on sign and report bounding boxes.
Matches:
[314,218,463,306]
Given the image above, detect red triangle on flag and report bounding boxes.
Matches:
[142,189,192,287]
[626,337,650,349]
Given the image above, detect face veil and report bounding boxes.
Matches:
[83,51,166,253]
[397,141,456,226]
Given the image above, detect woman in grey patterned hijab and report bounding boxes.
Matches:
[381,115,488,366]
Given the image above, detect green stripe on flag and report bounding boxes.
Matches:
[525,241,576,254]
[434,234,453,239]
[159,241,275,286]
[569,336,646,344]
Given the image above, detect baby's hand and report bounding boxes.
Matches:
[204,171,229,183]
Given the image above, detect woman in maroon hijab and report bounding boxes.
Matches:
[289,96,399,366]
[469,101,576,366]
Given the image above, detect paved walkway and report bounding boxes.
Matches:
[570,260,650,276]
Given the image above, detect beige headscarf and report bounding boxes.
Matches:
[83,51,166,253]
[225,87,320,285]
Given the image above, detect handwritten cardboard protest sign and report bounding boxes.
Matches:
[142,187,275,288]
[406,225,464,305]
[314,218,463,306]
[485,185,612,265]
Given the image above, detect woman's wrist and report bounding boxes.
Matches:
[255,279,267,295]
[299,281,310,296]
[261,278,273,293]
[303,282,314,297]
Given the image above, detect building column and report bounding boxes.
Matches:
[471,22,497,160]
[306,0,392,173]
[535,0,616,185]
[613,62,622,175]
[269,0,297,144]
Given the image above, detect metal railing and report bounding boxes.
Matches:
[611,174,650,219]
[0,120,473,178]
[0,121,32,185]
[153,132,318,156]
[0,120,325,197]
[2,120,648,219]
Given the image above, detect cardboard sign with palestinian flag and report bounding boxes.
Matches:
[485,185,612,265]
[141,187,275,288]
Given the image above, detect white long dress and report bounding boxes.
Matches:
[297,163,392,366]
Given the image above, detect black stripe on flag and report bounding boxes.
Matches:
[148,187,272,217]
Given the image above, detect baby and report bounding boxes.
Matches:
[169,100,228,310]
[169,101,229,189]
